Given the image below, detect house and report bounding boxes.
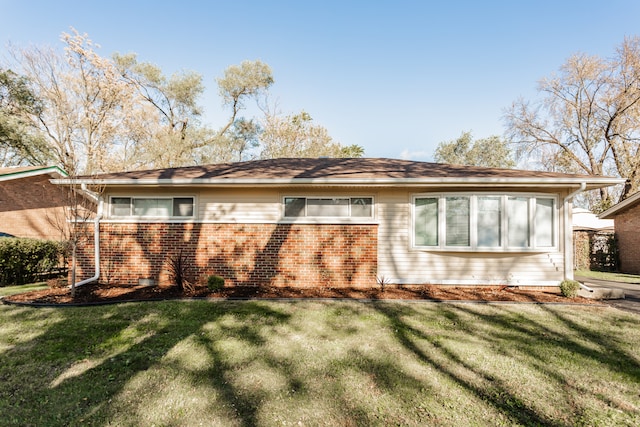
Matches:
[54,158,624,288]
[599,191,640,274]
[0,165,69,240]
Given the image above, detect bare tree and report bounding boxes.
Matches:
[505,37,640,211]
[6,29,135,175]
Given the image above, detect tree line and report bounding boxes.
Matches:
[3,30,640,211]
[435,37,640,211]
[1,28,363,176]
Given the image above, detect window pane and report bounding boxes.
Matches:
[350,198,373,217]
[173,197,194,217]
[508,197,529,247]
[535,198,554,247]
[445,197,470,246]
[306,198,349,217]
[478,196,501,247]
[111,197,131,217]
[284,197,306,217]
[415,198,438,246]
[133,198,171,217]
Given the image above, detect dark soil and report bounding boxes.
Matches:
[2,282,598,305]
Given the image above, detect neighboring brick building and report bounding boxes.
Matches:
[0,166,69,240]
[600,192,640,274]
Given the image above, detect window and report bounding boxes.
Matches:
[445,197,470,246]
[284,197,373,218]
[110,197,194,218]
[413,194,556,251]
[477,196,501,247]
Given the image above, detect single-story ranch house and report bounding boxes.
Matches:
[599,191,640,274]
[55,158,624,289]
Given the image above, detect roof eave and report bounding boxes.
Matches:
[599,191,640,218]
[51,177,626,189]
[0,165,68,181]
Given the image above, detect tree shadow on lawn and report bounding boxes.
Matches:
[2,300,432,426]
[372,302,640,426]
[0,301,293,426]
[3,300,640,426]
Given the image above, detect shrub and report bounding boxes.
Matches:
[167,250,191,291]
[0,238,64,286]
[207,275,225,292]
[559,280,581,298]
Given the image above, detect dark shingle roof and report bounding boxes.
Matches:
[80,157,597,181]
[57,158,623,190]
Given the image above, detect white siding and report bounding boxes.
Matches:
[199,188,280,222]
[376,188,567,286]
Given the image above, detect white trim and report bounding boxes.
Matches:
[52,176,626,188]
[99,218,380,225]
[0,165,68,181]
[282,195,375,220]
[108,195,197,220]
[411,192,559,252]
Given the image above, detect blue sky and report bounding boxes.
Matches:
[2,0,640,161]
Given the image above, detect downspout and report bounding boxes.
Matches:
[74,184,103,288]
[563,182,593,291]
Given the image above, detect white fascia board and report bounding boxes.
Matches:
[0,166,68,182]
[51,176,626,189]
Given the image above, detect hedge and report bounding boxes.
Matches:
[0,238,65,286]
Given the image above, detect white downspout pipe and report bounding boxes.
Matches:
[563,182,593,291]
[74,185,103,288]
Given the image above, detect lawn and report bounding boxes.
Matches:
[575,269,640,284]
[1,296,639,426]
[0,283,47,297]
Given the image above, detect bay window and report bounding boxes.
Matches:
[413,193,557,251]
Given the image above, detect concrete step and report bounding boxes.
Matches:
[578,284,625,300]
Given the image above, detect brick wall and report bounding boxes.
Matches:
[74,222,378,288]
[614,204,640,274]
[0,175,68,240]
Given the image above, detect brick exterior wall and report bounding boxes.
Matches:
[0,175,68,240]
[74,222,378,288]
[614,204,640,274]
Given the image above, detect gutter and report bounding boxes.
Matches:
[50,176,626,188]
[73,184,103,288]
[562,182,594,291]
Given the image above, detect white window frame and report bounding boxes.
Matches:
[109,196,196,219]
[281,196,375,222]
[412,193,558,252]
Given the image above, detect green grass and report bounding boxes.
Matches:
[1,300,639,426]
[0,283,48,297]
[575,269,640,284]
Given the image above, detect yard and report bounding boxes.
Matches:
[1,290,639,426]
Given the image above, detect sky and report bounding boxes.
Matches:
[2,0,640,162]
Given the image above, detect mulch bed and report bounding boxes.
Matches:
[2,282,598,305]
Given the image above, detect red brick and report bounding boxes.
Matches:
[73,223,378,288]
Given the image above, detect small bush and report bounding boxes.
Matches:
[560,280,581,298]
[207,275,225,292]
